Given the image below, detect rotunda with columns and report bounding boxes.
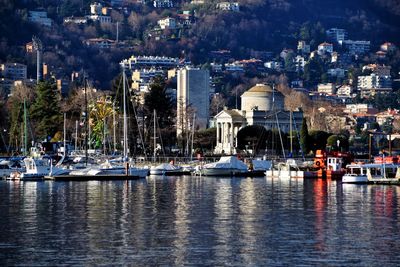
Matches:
[213,84,303,155]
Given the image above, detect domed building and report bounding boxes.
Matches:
[241,84,284,112]
[213,84,303,155]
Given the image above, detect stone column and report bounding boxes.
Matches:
[216,122,220,144]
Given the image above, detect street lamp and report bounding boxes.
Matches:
[336,139,340,151]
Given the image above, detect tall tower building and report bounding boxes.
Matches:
[177,67,210,137]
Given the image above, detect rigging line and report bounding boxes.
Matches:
[292,113,305,161]
[272,83,285,159]
[126,76,147,160]
[156,115,166,157]
[275,111,285,159]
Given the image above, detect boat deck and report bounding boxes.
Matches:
[45,174,146,181]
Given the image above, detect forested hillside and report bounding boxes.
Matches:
[0,0,399,88]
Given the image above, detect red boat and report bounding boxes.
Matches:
[305,150,353,180]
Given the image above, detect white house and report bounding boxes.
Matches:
[317,42,333,55]
[158,17,176,30]
[154,0,173,8]
[340,40,370,55]
[217,2,240,11]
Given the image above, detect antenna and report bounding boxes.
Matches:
[32,36,43,84]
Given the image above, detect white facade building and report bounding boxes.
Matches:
[88,15,111,23]
[358,73,392,98]
[131,68,165,92]
[317,83,335,95]
[217,2,240,11]
[120,55,180,70]
[327,68,346,78]
[1,63,27,80]
[336,85,353,96]
[340,40,370,55]
[357,73,392,89]
[153,0,174,8]
[326,28,347,43]
[158,17,176,30]
[177,67,210,136]
[264,61,282,71]
[297,41,310,53]
[317,42,333,55]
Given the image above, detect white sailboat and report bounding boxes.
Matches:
[68,67,148,179]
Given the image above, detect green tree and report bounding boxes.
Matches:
[300,118,310,154]
[144,76,174,129]
[303,56,325,87]
[309,130,330,153]
[30,81,62,140]
[327,134,349,151]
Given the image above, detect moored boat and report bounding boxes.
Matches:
[9,157,69,181]
[0,159,25,179]
[342,163,400,184]
[342,163,368,183]
[149,162,189,175]
[198,156,248,176]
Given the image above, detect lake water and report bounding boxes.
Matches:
[1,177,400,266]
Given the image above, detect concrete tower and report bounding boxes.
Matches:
[177,67,210,137]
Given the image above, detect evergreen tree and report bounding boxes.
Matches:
[30,81,62,140]
[300,117,310,154]
[144,76,174,129]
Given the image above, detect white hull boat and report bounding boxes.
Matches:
[1,159,25,179]
[199,156,248,177]
[69,160,148,178]
[150,163,189,175]
[342,163,400,184]
[9,157,69,181]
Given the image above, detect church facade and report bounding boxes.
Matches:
[213,84,303,155]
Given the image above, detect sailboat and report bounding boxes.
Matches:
[53,69,149,180]
[8,101,69,180]
[148,110,193,176]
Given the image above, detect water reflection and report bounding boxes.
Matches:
[1,178,400,266]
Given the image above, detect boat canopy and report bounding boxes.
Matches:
[252,160,272,171]
[204,156,248,170]
[152,163,182,171]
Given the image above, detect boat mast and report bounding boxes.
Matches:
[63,113,66,158]
[113,102,116,154]
[75,120,78,151]
[190,113,195,161]
[272,84,285,159]
[23,99,28,156]
[289,110,293,155]
[153,109,156,162]
[84,76,88,166]
[122,66,128,161]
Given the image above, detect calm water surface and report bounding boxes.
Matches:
[1,177,400,266]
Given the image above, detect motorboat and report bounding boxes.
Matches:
[342,163,368,183]
[266,159,304,179]
[8,157,69,181]
[248,159,272,176]
[149,162,188,175]
[342,163,400,184]
[0,159,25,179]
[198,156,248,176]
